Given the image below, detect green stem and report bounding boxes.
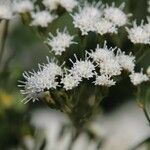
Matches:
[0,20,9,64]
[143,107,150,126]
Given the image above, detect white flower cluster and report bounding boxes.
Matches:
[45,29,76,55]
[72,2,129,35]
[13,0,34,14]
[0,0,13,20]
[18,57,62,103]
[130,71,149,86]
[126,21,150,44]
[42,0,78,12]
[30,11,57,27]
[19,42,149,103]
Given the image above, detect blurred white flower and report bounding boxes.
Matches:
[0,0,13,20]
[42,0,77,12]
[94,74,116,87]
[30,10,57,27]
[42,0,59,11]
[46,28,76,55]
[72,2,103,35]
[59,0,78,12]
[103,3,128,26]
[116,51,135,73]
[95,18,117,35]
[126,21,150,44]
[130,70,149,85]
[13,0,34,13]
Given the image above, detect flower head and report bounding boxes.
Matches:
[94,74,116,87]
[18,57,63,103]
[59,0,78,12]
[72,2,103,35]
[61,73,80,90]
[70,55,95,79]
[46,28,76,55]
[100,58,122,76]
[116,51,135,73]
[95,18,117,35]
[103,3,128,26]
[42,0,78,12]
[30,11,57,27]
[42,0,59,11]
[0,0,13,20]
[126,21,150,44]
[13,0,34,13]
[89,42,115,64]
[130,70,149,85]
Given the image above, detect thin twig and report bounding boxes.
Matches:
[0,20,9,64]
[143,107,150,126]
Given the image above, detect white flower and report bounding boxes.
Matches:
[0,0,13,20]
[89,42,115,64]
[30,11,57,27]
[61,73,80,90]
[46,28,76,55]
[116,51,135,73]
[70,55,95,79]
[72,2,103,35]
[103,3,128,26]
[126,21,150,44]
[94,74,116,87]
[59,0,78,12]
[42,0,59,11]
[13,0,34,13]
[42,0,78,12]
[95,18,117,35]
[18,58,62,103]
[100,58,122,76]
[130,71,149,86]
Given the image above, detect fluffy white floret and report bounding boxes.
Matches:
[13,0,34,13]
[94,74,116,87]
[0,0,13,20]
[42,0,77,12]
[72,2,103,35]
[95,18,118,35]
[116,51,135,73]
[130,71,149,85]
[100,58,122,76]
[89,42,115,64]
[70,56,95,79]
[42,0,59,11]
[59,0,78,12]
[103,3,128,26]
[61,73,80,90]
[30,11,57,27]
[126,21,150,44]
[18,58,62,103]
[46,28,76,55]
